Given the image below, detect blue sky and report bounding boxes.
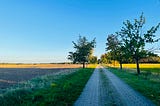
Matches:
[0,0,160,63]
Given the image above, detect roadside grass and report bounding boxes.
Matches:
[107,67,160,106]
[0,68,94,106]
[140,68,160,74]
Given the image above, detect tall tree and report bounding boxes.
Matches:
[106,34,119,66]
[119,13,160,74]
[106,34,125,69]
[68,36,96,68]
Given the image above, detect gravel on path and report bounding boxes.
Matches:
[102,66,155,106]
[74,66,155,106]
[74,67,99,106]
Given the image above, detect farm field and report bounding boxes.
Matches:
[0,68,94,106]
[0,63,96,90]
[107,63,160,68]
[0,64,82,91]
[106,64,160,74]
[0,64,95,95]
[0,68,75,90]
[0,63,82,68]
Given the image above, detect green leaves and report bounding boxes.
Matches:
[144,23,160,43]
[105,13,160,73]
[119,13,160,74]
[68,36,96,67]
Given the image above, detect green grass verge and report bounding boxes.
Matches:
[0,68,94,106]
[140,68,160,73]
[108,67,160,106]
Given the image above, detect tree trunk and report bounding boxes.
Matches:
[135,58,140,74]
[120,61,122,70]
[82,62,85,68]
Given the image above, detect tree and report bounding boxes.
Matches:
[100,52,114,64]
[115,45,126,69]
[100,54,108,64]
[119,13,160,74]
[68,36,96,68]
[89,56,98,64]
[68,52,77,64]
[106,34,119,66]
[106,34,125,69]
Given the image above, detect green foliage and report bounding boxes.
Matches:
[106,34,120,52]
[100,53,113,64]
[108,67,160,105]
[0,68,94,106]
[100,53,108,64]
[88,56,98,64]
[68,36,96,68]
[106,34,126,69]
[106,34,119,61]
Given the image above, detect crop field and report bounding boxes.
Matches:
[0,67,94,106]
[106,64,160,73]
[107,63,160,68]
[0,63,82,68]
[0,64,83,94]
[0,68,73,90]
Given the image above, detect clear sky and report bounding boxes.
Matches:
[0,0,160,63]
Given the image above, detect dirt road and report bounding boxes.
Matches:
[74,66,155,106]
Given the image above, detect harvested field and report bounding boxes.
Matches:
[0,64,82,68]
[0,68,75,90]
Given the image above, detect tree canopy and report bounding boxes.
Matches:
[118,13,160,74]
[68,36,96,68]
[105,13,160,74]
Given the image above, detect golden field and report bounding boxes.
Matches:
[0,63,82,68]
[106,63,160,68]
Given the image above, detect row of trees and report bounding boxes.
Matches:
[105,13,160,74]
[68,14,160,74]
[100,52,160,64]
